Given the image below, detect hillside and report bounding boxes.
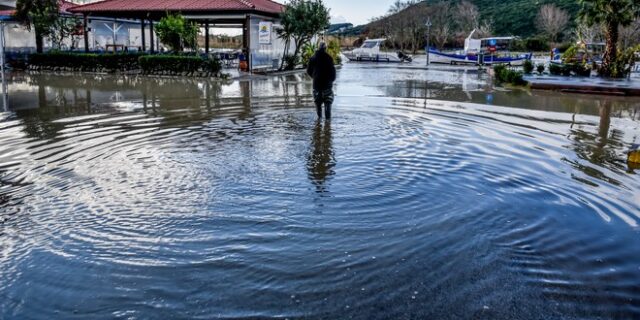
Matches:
[463,0,580,37]
[360,0,581,38]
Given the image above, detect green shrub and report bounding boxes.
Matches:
[568,63,591,77]
[282,54,299,71]
[536,64,545,75]
[327,39,342,65]
[494,64,527,86]
[549,63,562,75]
[604,45,640,78]
[523,59,534,74]
[28,52,222,77]
[301,43,317,67]
[139,55,221,76]
[28,52,145,72]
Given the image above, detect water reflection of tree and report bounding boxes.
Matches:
[307,121,335,193]
[568,101,628,183]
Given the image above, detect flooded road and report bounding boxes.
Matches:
[1,64,640,319]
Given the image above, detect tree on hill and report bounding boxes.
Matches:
[536,4,569,43]
[578,0,640,77]
[15,0,59,53]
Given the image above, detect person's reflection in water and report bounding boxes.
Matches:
[307,120,335,193]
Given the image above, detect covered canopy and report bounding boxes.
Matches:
[69,0,285,20]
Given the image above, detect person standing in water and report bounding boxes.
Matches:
[306,42,336,119]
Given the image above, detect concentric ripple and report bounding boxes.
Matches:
[1,69,639,319]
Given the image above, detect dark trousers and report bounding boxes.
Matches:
[313,89,334,118]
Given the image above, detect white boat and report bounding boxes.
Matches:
[428,30,532,66]
[344,39,412,63]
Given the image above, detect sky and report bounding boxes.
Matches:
[321,0,397,26]
[213,0,395,36]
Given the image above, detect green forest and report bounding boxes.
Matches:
[371,0,581,37]
[450,0,579,36]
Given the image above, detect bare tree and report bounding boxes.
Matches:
[430,2,452,50]
[619,18,640,49]
[476,19,494,38]
[536,4,569,43]
[457,1,480,32]
[575,21,604,43]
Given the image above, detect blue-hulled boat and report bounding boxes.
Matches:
[427,30,532,66]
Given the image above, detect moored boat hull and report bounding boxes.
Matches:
[428,50,532,66]
[344,52,406,63]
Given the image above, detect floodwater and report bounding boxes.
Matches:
[1,64,640,319]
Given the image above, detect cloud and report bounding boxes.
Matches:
[330,15,348,24]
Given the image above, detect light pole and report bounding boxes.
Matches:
[425,18,432,66]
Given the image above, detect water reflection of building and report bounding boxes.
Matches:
[4,72,317,141]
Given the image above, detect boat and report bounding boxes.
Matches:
[427,30,532,66]
[344,39,412,63]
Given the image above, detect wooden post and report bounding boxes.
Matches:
[83,14,89,53]
[205,21,210,54]
[149,19,154,53]
[140,19,146,52]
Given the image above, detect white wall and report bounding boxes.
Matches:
[248,16,295,69]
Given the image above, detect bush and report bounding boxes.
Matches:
[604,45,640,78]
[549,62,591,77]
[523,59,534,74]
[494,64,527,86]
[301,43,317,67]
[549,63,562,75]
[139,55,221,76]
[327,39,342,65]
[27,52,223,77]
[549,63,572,76]
[569,63,591,77]
[155,14,199,52]
[28,52,145,72]
[282,54,299,70]
[536,64,545,75]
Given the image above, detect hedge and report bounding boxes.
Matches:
[28,52,144,72]
[549,63,591,77]
[27,52,223,77]
[138,55,221,76]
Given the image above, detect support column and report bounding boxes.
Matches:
[149,20,154,53]
[140,19,146,52]
[205,21,210,54]
[83,14,89,53]
[244,15,251,71]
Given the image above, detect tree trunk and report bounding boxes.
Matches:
[35,31,44,53]
[601,21,619,77]
[280,38,290,71]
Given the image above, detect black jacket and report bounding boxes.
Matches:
[306,49,336,91]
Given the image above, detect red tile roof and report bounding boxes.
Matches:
[69,0,285,14]
[60,0,78,13]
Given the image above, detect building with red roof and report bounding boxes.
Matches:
[68,0,288,70]
[68,0,284,19]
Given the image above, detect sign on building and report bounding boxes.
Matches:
[258,22,272,45]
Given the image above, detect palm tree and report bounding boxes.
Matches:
[15,0,60,53]
[578,0,640,77]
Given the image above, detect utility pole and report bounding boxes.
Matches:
[425,18,432,66]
